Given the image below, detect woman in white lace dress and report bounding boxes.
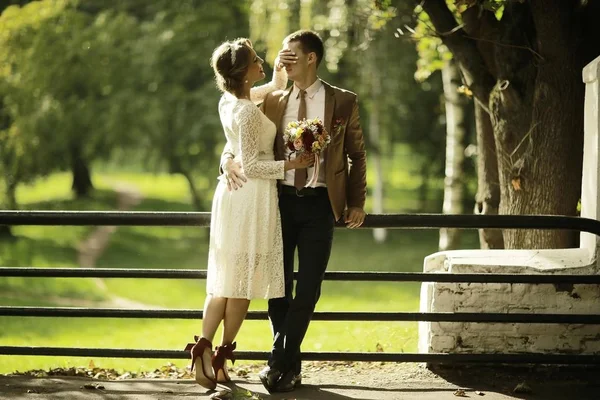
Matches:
[184,39,312,390]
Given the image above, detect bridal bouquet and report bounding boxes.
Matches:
[283,118,331,187]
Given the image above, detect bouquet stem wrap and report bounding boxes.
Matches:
[305,154,320,187]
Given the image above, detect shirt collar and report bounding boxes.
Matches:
[294,79,323,100]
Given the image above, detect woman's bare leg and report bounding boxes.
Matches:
[221,298,251,344]
[214,298,250,382]
[202,294,227,342]
[193,294,227,385]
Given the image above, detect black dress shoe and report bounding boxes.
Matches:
[274,370,302,392]
[258,366,282,392]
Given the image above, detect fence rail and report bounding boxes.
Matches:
[1,210,600,233]
[1,211,600,365]
[3,267,600,283]
[2,306,600,324]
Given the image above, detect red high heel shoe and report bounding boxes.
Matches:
[212,342,237,383]
[184,336,216,390]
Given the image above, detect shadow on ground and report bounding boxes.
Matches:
[428,364,600,399]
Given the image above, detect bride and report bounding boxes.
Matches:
[184,38,313,390]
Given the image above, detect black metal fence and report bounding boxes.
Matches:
[1,211,600,364]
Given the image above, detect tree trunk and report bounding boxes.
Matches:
[490,2,583,249]
[299,0,313,29]
[473,102,504,249]
[0,178,17,239]
[420,0,594,250]
[418,162,431,211]
[0,225,12,238]
[369,53,387,243]
[6,180,17,210]
[181,169,203,211]
[439,60,467,251]
[0,178,14,238]
[71,144,94,198]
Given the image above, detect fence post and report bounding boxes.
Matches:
[581,54,600,267]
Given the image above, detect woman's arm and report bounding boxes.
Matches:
[235,104,288,179]
[249,49,295,104]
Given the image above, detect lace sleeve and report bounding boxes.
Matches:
[234,103,285,179]
[250,65,288,105]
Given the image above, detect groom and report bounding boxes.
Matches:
[222,30,367,392]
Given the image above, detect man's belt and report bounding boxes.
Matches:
[281,185,327,197]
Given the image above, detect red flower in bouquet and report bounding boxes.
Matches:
[283,118,331,155]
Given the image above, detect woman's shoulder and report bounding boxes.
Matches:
[231,98,260,123]
[220,93,252,110]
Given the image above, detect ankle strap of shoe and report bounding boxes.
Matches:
[216,342,237,363]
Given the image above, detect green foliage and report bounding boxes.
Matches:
[0,1,69,195]
[0,0,142,200]
[412,3,454,82]
[129,1,247,173]
[0,0,250,209]
[411,1,503,82]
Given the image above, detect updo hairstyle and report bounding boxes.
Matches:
[211,38,253,97]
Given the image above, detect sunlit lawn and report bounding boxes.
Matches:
[0,151,479,373]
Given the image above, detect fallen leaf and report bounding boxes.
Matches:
[118,372,131,380]
[511,177,521,191]
[513,382,532,394]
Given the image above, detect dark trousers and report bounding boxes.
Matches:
[267,188,335,374]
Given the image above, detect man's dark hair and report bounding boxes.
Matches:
[284,30,324,67]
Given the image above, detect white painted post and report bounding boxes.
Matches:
[580,55,600,268]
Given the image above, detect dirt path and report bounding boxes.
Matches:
[72,183,162,309]
[2,363,599,399]
[77,183,143,269]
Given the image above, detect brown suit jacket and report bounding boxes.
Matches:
[260,80,367,221]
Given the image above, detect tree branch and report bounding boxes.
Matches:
[462,5,500,78]
[420,0,495,111]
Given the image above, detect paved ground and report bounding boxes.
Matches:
[2,364,599,399]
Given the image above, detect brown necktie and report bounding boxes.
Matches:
[294,89,307,190]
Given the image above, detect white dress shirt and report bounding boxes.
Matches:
[282,79,327,188]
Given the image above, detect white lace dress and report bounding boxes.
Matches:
[206,69,287,299]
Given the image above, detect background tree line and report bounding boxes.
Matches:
[2,0,598,251]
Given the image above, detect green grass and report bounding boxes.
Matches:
[0,155,479,374]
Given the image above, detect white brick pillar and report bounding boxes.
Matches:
[581,54,600,265]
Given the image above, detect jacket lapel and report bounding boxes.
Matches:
[322,81,336,170]
[272,86,293,161]
[323,81,336,134]
[275,86,293,131]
